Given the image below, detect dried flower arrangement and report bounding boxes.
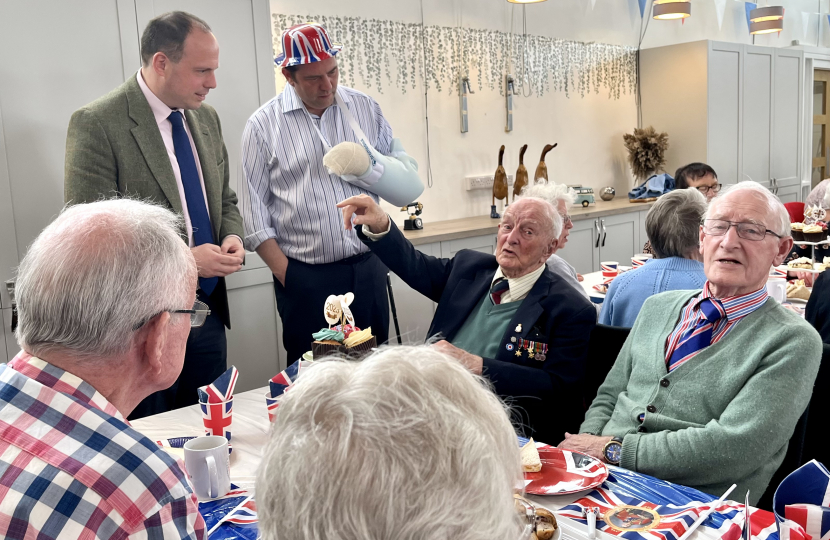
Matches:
[623,127,669,181]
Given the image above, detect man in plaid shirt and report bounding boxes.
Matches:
[0,199,206,539]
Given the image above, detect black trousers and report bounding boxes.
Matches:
[128,289,228,420]
[275,252,390,363]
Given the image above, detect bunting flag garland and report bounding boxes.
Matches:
[714,0,727,29]
[638,0,648,18]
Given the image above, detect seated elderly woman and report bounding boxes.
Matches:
[256,347,527,540]
[560,181,821,504]
[599,188,707,327]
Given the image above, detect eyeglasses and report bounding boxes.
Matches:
[696,184,722,195]
[172,299,211,328]
[515,495,538,540]
[702,219,783,241]
[132,299,211,331]
[559,213,572,226]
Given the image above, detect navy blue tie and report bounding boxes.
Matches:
[667,298,724,371]
[168,111,217,295]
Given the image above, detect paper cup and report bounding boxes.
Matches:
[589,293,605,304]
[199,397,233,441]
[631,254,653,268]
[265,391,278,422]
[601,261,619,278]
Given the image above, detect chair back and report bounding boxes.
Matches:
[757,342,828,509]
[784,201,805,223]
[583,324,631,409]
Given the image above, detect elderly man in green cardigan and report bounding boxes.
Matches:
[560,181,821,505]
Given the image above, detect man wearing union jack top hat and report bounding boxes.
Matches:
[241,22,423,363]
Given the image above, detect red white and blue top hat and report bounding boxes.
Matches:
[275,22,342,68]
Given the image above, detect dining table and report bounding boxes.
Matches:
[131,383,773,540]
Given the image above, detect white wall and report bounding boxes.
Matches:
[269,0,827,224]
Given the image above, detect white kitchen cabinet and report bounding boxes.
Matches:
[388,242,440,345]
[556,218,600,275]
[440,235,498,258]
[599,212,642,265]
[775,183,802,203]
[225,259,282,393]
[641,41,803,195]
[557,210,641,274]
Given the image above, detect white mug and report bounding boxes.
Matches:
[766,278,787,304]
[183,435,231,499]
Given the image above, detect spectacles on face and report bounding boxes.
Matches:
[559,213,572,226]
[132,299,211,331]
[702,219,783,241]
[696,184,722,195]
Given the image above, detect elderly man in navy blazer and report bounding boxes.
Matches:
[338,194,596,443]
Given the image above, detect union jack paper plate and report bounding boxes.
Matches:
[524,447,608,496]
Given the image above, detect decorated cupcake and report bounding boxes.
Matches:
[803,223,827,243]
[791,222,805,242]
[311,328,345,358]
[311,293,375,359]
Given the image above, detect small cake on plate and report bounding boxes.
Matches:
[788,257,813,270]
[791,222,806,242]
[803,224,827,243]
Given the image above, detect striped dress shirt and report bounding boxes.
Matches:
[0,353,205,540]
[241,84,393,263]
[664,282,769,370]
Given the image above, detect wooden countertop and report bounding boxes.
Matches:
[403,198,655,246]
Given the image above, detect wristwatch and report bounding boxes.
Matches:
[603,437,624,465]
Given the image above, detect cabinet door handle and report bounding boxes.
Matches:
[601,219,607,247]
[594,219,601,248]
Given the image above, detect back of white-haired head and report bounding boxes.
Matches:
[256,346,523,540]
[521,181,576,209]
[15,198,197,360]
[507,193,564,241]
[705,181,790,237]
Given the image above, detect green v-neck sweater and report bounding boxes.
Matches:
[580,290,821,504]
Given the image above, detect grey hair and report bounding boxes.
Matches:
[507,195,564,241]
[705,181,790,237]
[15,198,197,360]
[256,346,524,540]
[521,181,576,208]
[646,188,707,259]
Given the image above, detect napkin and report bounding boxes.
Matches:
[265,359,313,421]
[773,460,830,540]
[198,365,239,403]
[198,366,238,440]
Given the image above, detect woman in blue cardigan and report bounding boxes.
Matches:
[599,188,708,327]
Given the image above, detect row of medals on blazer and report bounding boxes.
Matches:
[509,324,549,361]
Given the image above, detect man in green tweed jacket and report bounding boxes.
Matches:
[560,181,821,505]
[64,12,244,418]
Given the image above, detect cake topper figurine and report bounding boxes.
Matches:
[492,145,508,218]
[804,205,826,225]
[324,293,355,327]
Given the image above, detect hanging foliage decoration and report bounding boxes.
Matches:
[273,13,637,99]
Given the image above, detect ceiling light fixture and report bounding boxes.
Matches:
[749,6,784,34]
[652,0,691,20]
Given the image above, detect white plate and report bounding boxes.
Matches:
[779,264,824,274]
[786,297,809,305]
